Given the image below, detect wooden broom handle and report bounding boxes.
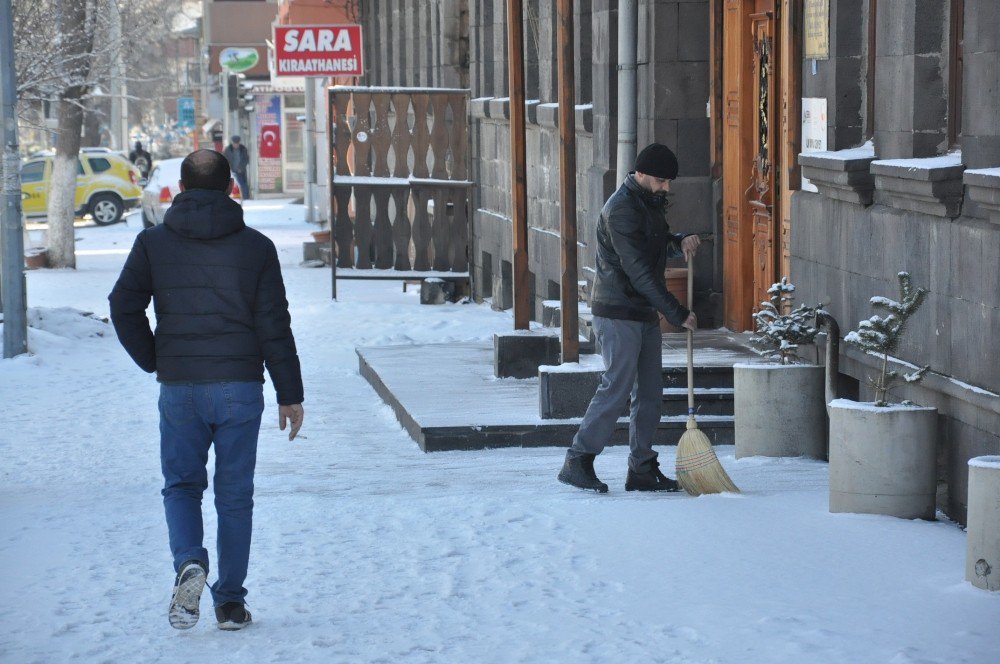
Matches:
[687,258,694,414]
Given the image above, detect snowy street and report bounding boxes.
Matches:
[1,200,997,663]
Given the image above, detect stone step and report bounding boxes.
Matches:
[661,365,734,389]
[654,414,734,446]
[540,364,736,419]
[417,414,735,451]
[662,387,734,416]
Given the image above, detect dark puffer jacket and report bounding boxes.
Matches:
[590,175,690,327]
[109,189,303,405]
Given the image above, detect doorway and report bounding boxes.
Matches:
[721,0,800,330]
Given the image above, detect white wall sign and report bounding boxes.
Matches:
[801,97,827,193]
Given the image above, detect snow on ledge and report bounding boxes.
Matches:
[871,152,963,170]
[733,362,820,369]
[800,141,875,161]
[539,354,606,372]
[829,398,934,412]
[850,347,1000,398]
[965,167,1000,178]
[968,456,1000,470]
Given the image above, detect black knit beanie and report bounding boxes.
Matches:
[634,143,679,180]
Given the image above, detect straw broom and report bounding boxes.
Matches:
[675,259,740,496]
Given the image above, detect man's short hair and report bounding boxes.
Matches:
[180,149,231,192]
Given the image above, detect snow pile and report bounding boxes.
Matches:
[26,306,110,339]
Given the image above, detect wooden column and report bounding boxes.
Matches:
[507,0,530,330]
[557,0,579,362]
[722,0,754,331]
[778,0,802,283]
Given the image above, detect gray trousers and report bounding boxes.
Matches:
[568,316,663,472]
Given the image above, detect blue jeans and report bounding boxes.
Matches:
[159,381,264,606]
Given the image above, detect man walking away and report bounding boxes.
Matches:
[223,135,251,200]
[109,149,304,630]
[129,141,152,179]
[558,143,700,494]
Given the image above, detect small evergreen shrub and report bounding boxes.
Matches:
[750,278,821,365]
[844,272,929,406]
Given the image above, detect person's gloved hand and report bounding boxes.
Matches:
[279,404,304,441]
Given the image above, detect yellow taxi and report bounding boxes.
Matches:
[20,149,143,225]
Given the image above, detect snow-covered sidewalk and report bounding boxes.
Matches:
[1,201,997,663]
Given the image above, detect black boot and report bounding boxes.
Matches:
[625,458,681,492]
[558,452,609,493]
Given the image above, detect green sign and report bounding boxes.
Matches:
[220,47,260,73]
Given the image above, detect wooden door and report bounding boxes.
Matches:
[721,0,792,330]
[749,4,779,311]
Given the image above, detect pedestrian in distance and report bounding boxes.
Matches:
[558,143,700,494]
[223,135,252,200]
[109,149,304,631]
[129,140,152,179]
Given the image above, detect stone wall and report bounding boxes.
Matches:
[961,0,1000,169]
[468,0,714,320]
[356,0,715,321]
[801,0,867,149]
[792,0,1000,523]
[362,0,469,89]
[470,100,596,318]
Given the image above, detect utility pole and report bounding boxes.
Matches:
[304,78,316,223]
[222,72,230,143]
[108,0,127,150]
[1,0,28,357]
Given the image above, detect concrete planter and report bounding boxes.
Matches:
[734,363,826,459]
[966,456,1000,591]
[829,399,938,520]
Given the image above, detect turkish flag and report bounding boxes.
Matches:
[259,124,281,159]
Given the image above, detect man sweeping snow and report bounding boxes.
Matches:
[558,144,699,494]
[109,150,304,630]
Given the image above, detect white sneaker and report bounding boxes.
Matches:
[168,560,207,629]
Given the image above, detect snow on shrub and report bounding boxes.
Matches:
[844,272,928,406]
[749,277,821,365]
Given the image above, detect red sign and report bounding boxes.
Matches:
[259,124,281,159]
[273,25,363,77]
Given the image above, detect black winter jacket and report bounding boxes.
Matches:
[589,175,690,327]
[109,189,303,405]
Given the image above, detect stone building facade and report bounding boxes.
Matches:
[355,0,999,523]
[358,0,718,322]
[794,0,1000,522]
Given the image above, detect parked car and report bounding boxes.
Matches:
[20,152,143,225]
[140,157,243,228]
